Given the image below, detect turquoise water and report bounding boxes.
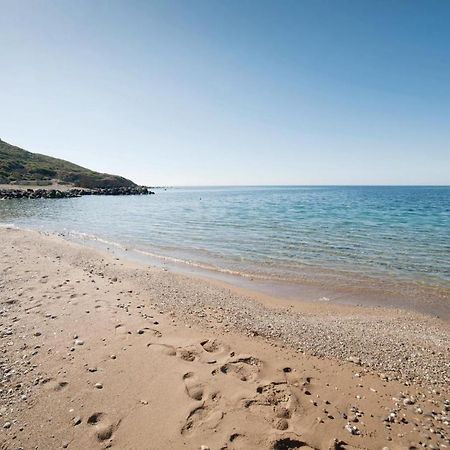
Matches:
[1,186,449,312]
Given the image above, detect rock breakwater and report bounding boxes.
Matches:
[0,186,154,199]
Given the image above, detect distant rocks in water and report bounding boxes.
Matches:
[0,186,155,200]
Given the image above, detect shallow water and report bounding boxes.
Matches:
[1,186,449,316]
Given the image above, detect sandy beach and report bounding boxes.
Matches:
[1,227,449,450]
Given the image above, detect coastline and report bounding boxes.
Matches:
[1,227,449,449]
[60,230,450,323]
[2,185,449,324]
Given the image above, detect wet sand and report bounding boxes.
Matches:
[1,228,449,450]
[72,235,450,323]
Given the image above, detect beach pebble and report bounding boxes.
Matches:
[3,421,11,429]
[73,416,82,426]
[94,383,103,389]
[74,339,84,346]
[345,423,360,435]
[348,356,361,365]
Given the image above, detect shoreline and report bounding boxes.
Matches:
[1,227,449,449]
[59,229,450,323]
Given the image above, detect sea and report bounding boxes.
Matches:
[1,186,449,318]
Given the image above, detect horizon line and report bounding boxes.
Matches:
[153,184,450,188]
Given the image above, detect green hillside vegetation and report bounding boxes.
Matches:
[0,139,136,189]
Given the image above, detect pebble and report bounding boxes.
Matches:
[403,397,415,406]
[3,421,11,429]
[74,339,84,346]
[73,416,82,426]
[94,383,103,389]
[345,423,360,435]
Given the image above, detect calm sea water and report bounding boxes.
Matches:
[1,186,449,313]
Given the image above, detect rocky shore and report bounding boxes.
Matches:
[0,186,154,199]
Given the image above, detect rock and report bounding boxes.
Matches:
[345,423,360,435]
[3,421,11,429]
[348,356,361,365]
[73,416,82,426]
[94,383,103,389]
[74,339,84,346]
[0,186,154,200]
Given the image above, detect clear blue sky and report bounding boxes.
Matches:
[1,0,449,185]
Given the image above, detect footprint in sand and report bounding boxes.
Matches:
[222,433,271,450]
[244,381,299,430]
[218,356,261,382]
[180,403,224,435]
[177,346,200,362]
[145,328,162,338]
[282,369,314,396]
[283,367,312,386]
[43,378,69,392]
[147,343,176,356]
[148,342,222,364]
[182,372,205,401]
[200,339,227,354]
[87,412,120,442]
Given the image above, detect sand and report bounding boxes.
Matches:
[0,227,449,450]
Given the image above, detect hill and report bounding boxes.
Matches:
[0,139,137,189]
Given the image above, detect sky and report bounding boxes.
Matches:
[0,0,449,186]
